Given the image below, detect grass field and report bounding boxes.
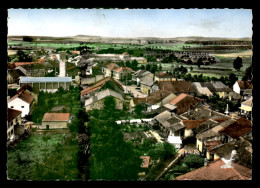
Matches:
[8,40,201,52]
[7,134,69,180]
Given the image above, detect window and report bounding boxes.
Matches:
[21,106,24,108]
[11,106,14,108]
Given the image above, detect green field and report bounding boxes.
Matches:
[7,133,79,180]
[8,40,201,52]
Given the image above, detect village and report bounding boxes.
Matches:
[7,37,253,180]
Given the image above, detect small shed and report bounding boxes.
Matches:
[42,113,70,129]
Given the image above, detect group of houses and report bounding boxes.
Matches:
[7,48,253,180]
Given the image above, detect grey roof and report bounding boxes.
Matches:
[133,70,153,78]
[15,66,27,75]
[85,89,124,106]
[196,119,235,141]
[194,119,219,134]
[243,89,252,95]
[140,77,154,87]
[168,122,185,132]
[20,76,72,83]
[182,105,230,121]
[193,81,231,93]
[242,97,252,107]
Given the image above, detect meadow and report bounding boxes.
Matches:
[7,133,79,180]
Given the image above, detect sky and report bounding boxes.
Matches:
[8,9,252,38]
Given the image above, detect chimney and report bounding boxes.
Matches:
[209,110,212,117]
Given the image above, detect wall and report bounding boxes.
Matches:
[7,114,22,140]
[86,97,124,111]
[184,129,193,137]
[42,121,68,129]
[233,82,240,94]
[141,84,151,95]
[8,98,30,117]
[196,139,203,153]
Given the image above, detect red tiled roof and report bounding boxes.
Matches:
[169,93,202,115]
[219,117,252,139]
[182,119,208,129]
[169,93,188,105]
[158,81,195,93]
[80,77,123,96]
[156,72,175,78]
[237,81,252,89]
[175,159,252,180]
[71,51,80,54]
[42,113,70,122]
[114,67,133,73]
[205,140,223,153]
[17,84,33,94]
[13,62,36,67]
[8,108,22,122]
[140,156,150,168]
[133,90,172,105]
[9,91,34,104]
[105,63,119,71]
[7,63,16,69]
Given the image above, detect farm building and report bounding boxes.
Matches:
[19,76,72,92]
[42,113,71,129]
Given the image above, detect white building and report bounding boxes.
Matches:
[8,90,34,117]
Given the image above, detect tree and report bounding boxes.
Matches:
[197,58,203,68]
[233,56,243,71]
[243,65,252,81]
[163,142,177,160]
[104,96,116,111]
[159,64,162,71]
[229,73,238,86]
[42,134,51,147]
[146,64,151,71]
[134,103,146,115]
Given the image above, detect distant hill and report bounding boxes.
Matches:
[8,35,252,44]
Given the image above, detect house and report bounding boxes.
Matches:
[130,57,147,64]
[140,77,154,95]
[85,89,124,111]
[140,156,150,168]
[192,81,234,99]
[239,97,252,119]
[210,139,252,169]
[182,119,208,138]
[169,93,202,115]
[80,77,124,101]
[102,63,120,77]
[204,140,223,161]
[7,108,22,141]
[154,72,176,82]
[196,119,235,155]
[132,70,154,86]
[156,81,196,95]
[233,80,253,95]
[19,76,72,93]
[131,90,177,111]
[242,89,252,101]
[42,113,70,129]
[181,104,230,121]
[174,159,252,180]
[154,110,187,149]
[113,67,134,80]
[7,68,26,84]
[8,89,34,117]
